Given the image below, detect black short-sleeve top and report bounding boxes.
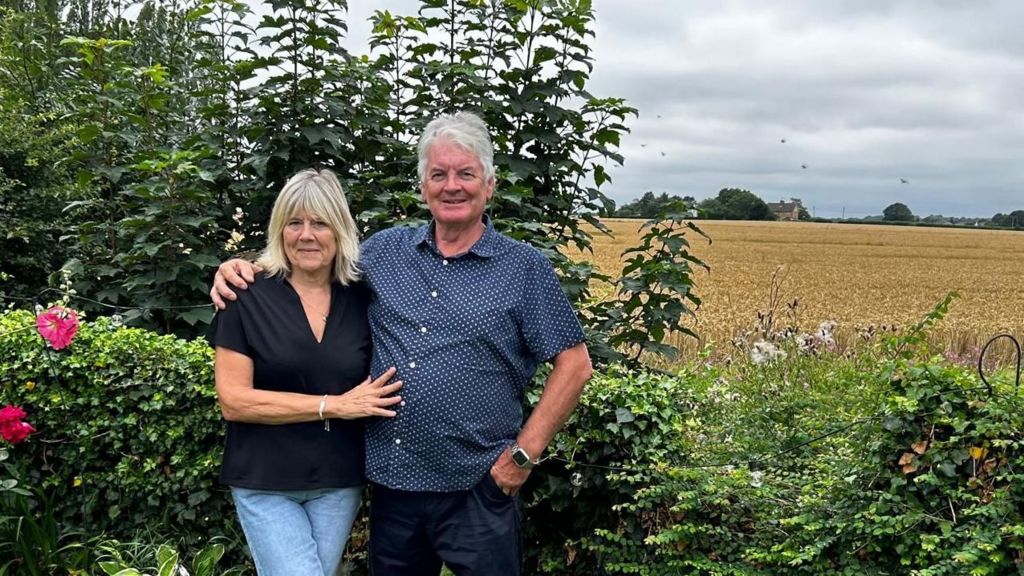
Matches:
[206,273,372,490]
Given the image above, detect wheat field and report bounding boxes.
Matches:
[579,219,1024,364]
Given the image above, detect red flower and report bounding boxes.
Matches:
[36,306,79,350]
[0,405,35,445]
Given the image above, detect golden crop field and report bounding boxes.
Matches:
[579,219,1024,364]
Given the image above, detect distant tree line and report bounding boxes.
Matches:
[615,195,1024,230]
[879,203,1024,229]
[992,210,1024,228]
[615,188,777,221]
[614,191,696,218]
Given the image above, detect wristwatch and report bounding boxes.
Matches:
[510,443,540,469]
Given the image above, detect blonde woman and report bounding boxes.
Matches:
[207,169,401,576]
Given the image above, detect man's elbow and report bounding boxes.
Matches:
[571,345,594,387]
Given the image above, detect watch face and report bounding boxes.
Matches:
[512,449,529,467]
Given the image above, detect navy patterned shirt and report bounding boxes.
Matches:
[361,217,585,491]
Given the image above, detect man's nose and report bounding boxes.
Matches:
[443,172,462,190]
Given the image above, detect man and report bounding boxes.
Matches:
[211,111,592,575]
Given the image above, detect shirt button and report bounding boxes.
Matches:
[431,291,438,298]
[395,438,401,445]
[409,362,416,368]
[400,401,407,407]
[442,259,449,266]
[420,327,427,333]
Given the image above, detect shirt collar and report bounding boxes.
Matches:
[412,215,499,258]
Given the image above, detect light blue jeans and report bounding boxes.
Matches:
[231,486,362,576]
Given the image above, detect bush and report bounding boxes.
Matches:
[524,324,1024,574]
[0,310,229,547]
[4,307,1024,575]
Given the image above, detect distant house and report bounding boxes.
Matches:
[766,198,804,221]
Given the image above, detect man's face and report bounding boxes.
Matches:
[421,138,494,230]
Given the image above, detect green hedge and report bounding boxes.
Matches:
[3,309,1024,574]
[0,310,229,544]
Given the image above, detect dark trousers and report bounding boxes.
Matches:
[368,475,521,576]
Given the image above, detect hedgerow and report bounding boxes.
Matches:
[3,308,1024,574]
[0,310,228,544]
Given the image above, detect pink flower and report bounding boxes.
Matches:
[1,420,35,444]
[36,306,79,350]
[0,405,35,445]
[0,405,27,424]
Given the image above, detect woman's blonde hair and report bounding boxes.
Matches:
[257,169,361,285]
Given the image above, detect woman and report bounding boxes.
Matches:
[207,168,401,576]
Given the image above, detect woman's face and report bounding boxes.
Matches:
[283,211,336,276]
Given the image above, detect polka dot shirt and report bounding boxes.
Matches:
[361,217,585,491]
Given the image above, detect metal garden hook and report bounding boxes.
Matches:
[977,333,1022,397]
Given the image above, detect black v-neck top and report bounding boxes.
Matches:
[206,273,372,490]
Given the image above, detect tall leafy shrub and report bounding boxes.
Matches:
[3,0,706,360]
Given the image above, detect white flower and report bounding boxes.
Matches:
[794,333,814,352]
[224,230,246,252]
[751,340,787,365]
[815,321,837,345]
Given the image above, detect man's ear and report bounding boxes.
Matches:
[485,177,495,201]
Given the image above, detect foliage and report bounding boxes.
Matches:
[1,0,697,361]
[0,88,81,301]
[95,540,244,576]
[698,188,775,221]
[990,210,1024,229]
[0,487,93,575]
[3,296,1024,574]
[0,311,232,554]
[826,356,1024,575]
[585,203,709,363]
[55,23,224,334]
[883,202,915,222]
[523,295,1024,574]
[614,191,696,219]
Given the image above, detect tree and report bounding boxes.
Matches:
[883,202,915,222]
[698,188,774,220]
[615,191,694,218]
[920,214,950,225]
[0,0,708,366]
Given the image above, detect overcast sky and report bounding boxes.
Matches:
[344,1,1024,218]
